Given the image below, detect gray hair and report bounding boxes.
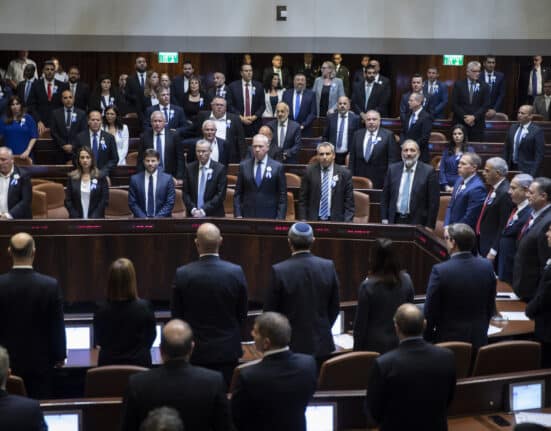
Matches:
[140,407,183,431]
[255,312,292,348]
[513,173,533,189]
[467,61,481,71]
[486,157,508,176]
[316,141,335,154]
[463,152,482,169]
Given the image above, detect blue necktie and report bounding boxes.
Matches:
[198,166,206,209]
[408,114,416,130]
[319,168,330,220]
[364,84,372,111]
[147,175,154,217]
[156,133,163,167]
[65,109,71,128]
[92,133,98,159]
[336,114,345,150]
[469,81,475,103]
[532,69,538,97]
[513,126,523,164]
[140,73,145,88]
[163,107,169,123]
[24,81,31,103]
[255,161,263,187]
[364,133,375,161]
[398,169,413,214]
[294,92,301,120]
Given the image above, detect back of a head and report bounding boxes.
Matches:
[371,238,401,285]
[160,319,194,361]
[140,406,184,431]
[195,223,221,254]
[447,223,476,252]
[255,312,292,349]
[107,257,138,301]
[9,232,35,261]
[288,222,314,251]
[0,345,9,389]
[394,303,425,338]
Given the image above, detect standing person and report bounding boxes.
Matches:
[262,73,284,118]
[482,55,506,119]
[50,89,87,163]
[267,101,301,164]
[282,73,317,136]
[125,56,148,115]
[5,51,37,89]
[438,124,473,192]
[312,61,345,117]
[533,80,551,120]
[264,222,340,362]
[322,96,360,165]
[102,105,129,166]
[353,238,414,354]
[0,233,66,398]
[88,74,123,116]
[519,55,550,105]
[93,258,156,367]
[67,66,90,111]
[0,95,38,159]
[227,64,265,137]
[400,92,433,163]
[171,223,248,386]
[0,147,32,219]
[423,66,448,119]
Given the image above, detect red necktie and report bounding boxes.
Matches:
[519,214,534,240]
[245,83,251,116]
[505,207,518,227]
[47,82,52,101]
[475,187,493,235]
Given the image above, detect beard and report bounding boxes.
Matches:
[403,157,419,169]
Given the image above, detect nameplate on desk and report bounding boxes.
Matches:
[256,224,290,235]
[336,227,373,237]
[67,224,103,232]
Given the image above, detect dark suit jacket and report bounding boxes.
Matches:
[5,166,31,219]
[71,81,90,111]
[366,338,456,431]
[64,176,109,219]
[349,128,400,189]
[262,66,292,88]
[231,350,317,431]
[194,111,245,161]
[451,79,490,134]
[88,91,124,115]
[423,80,448,119]
[0,390,47,431]
[267,119,301,163]
[207,84,229,101]
[526,264,551,342]
[351,80,389,115]
[16,80,34,106]
[93,298,156,367]
[424,253,497,349]
[234,157,287,219]
[282,89,317,134]
[264,252,340,357]
[50,107,87,151]
[353,272,414,354]
[74,130,119,177]
[28,78,69,126]
[503,122,545,177]
[400,108,433,163]
[444,175,487,228]
[227,80,266,119]
[171,255,248,364]
[322,111,360,153]
[534,94,551,120]
[128,170,176,218]
[144,104,189,137]
[138,130,185,180]
[298,163,354,222]
[183,160,227,217]
[519,66,551,104]
[120,359,230,431]
[380,161,440,228]
[513,206,551,300]
[125,73,145,114]
[477,179,513,257]
[399,91,432,123]
[170,74,189,107]
[484,71,505,112]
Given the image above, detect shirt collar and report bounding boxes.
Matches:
[12,265,33,269]
[199,253,219,258]
[517,199,529,212]
[263,346,290,358]
[200,159,211,170]
[0,166,15,179]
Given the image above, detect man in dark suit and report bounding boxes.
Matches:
[451,60,490,141]
[322,96,360,165]
[262,54,292,89]
[498,174,533,284]
[381,139,440,229]
[399,74,431,123]
[352,55,371,89]
[28,60,69,135]
[183,140,227,217]
[129,148,175,218]
[367,303,456,431]
[482,55,505,119]
[368,59,392,117]
[267,102,301,163]
[50,89,87,163]
[0,346,48,431]
[424,223,496,349]
[400,92,433,163]
[138,111,185,184]
[15,64,36,106]
[519,55,550,105]
[144,87,189,137]
[207,72,229,101]
[67,66,90,111]
[125,56,147,115]
[231,312,317,431]
[444,152,487,229]
[298,142,354,222]
[503,105,545,177]
[171,223,247,385]
[333,54,350,96]
[199,120,232,167]
[74,110,118,178]
[533,80,551,120]
[227,64,265,137]
[424,66,448,119]
[195,97,245,162]
[476,157,513,259]
[234,134,287,219]
[349,110,400,189]
[282,73,317,136]
[293,53,318,89]
[351,65,389,120]
[513,177,551,301]
[0,147,32,219]
[264,222,340,361]
[0,233,66,398]
[120,319,231,431]
[170,60,195,107]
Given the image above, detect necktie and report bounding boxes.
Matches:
[294,92,301,120]
[245,83,251,116]
[364,83,372,111]
[532,69,538,97]
[408,114,416,130]
[398,169,413,214]
[198,166,206,209]
[506,207,518,228]
[428,83,433,95]
[364,133,375,161]
[147,175,155,217]
[163,107,169,123]
[468,81,474,103]
[216,87,221,97]
[71,83,76,96]
[513,126,523,164]
[140,73,145,88]
[475,187,494,235]
[455,180,465,199]
[255,161,263,186]
[519,213,534,240]
[156,133,163,167]
[319,168,330,220]
[47,82,52,102]
[65,109,71,128]
[92,133,98,159]
[279,124,286,148]
[24,81,31,102]
[336,114,345,150]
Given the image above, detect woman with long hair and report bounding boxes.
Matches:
[0,95,38,159]
[312,60,345,116]
[262,73,284,117]
[181,76,209,121]
[103,106,129,165]
[89,74,122,115]
[439,124,474,192]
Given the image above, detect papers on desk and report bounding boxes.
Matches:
[488,325,504,336]
[500,312,530,321]
[515,412,551,426]
[333,334,354,350]
[496,292,520,301]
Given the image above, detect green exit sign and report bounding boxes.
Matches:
[443,55,464,66]
[158,52,179,64]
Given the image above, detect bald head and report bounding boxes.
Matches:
[195,223,222,254]
[160,319,194,362]
[394,303,425,338]
[9,233,35,262]
[258,125,273,140]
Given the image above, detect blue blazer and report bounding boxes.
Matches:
[503,122,545,177]
[0,391,47,431]
[444,175,487,228]
[281,89,317,133]
[128,170,175,218]
[312,77,345,116]
[144,104,189,137]
[497,204,531,284]
[484,71,505,112]
[422,81,448,119]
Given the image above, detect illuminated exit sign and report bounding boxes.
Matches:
[158,52,179,64]
[443,55,464,66]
